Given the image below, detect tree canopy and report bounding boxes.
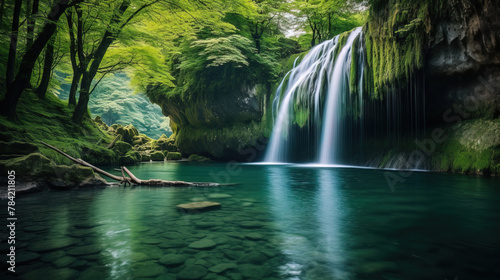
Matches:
[0,0,367,122]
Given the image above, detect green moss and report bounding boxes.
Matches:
[150,151,165,161]
[188,154,211,162]
[176,121,267,160]
[166,152,182,160]
[0,91,117,166]
[350,34,361,96]
[364,0,436,98]
[112,141,133,156]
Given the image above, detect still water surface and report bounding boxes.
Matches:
[2,162,500,279]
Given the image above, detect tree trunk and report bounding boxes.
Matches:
[72,72,90,123]
[66,8,80,106]
[36,30,56,99]
[0,0,78,118]
[26,0,40,49]
[72,0,131,124]
[68,69,81,105]
[6,0,23,87]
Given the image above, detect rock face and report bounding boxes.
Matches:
[425,0,500,122]
[150,83,269,161]
[359,0,500,175]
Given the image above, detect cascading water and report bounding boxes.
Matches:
[264,27,426,167]
[264,27,364,164]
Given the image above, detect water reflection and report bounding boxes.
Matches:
[315,168,349,279]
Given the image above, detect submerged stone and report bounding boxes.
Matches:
[17,252,40,264]
[53,256,77,268]
[177,265,207,280]
[245,233,264,240]
[159,254,187,266]
[177,201,221,213]
[238,221,263,229]
[30,238,79,252]
[189,239,217,250]
[238,264,267,279]
[238,251,268,265]
[132,263,167,278]
[67,245,102,256]
[207,194,233,199]
[208,263,237,273]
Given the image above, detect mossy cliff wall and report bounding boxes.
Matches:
[148,83,270,161]
[363,0,500,175]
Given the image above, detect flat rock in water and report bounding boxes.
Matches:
[177,264,207,280]
[207,194,232,199]
[189,239,217,249]
[208,263,237,273]
[177,201,221,213]
[245,233,264,240]
[159,254,187,266]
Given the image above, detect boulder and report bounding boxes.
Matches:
[188,154,211,162]
[166,152,182,160]
[115,124,139,144]
[150,151,165,161]
[112,141,133,155]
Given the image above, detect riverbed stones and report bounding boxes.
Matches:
[132,263,167,278]
[30,238,79,252]
[130,252,150,263]
[238,264,267,279]
[238,221,262,229]
[194,221,222,229]
[159,239,186,249]
[40,250,66,263]
[53,256,77,268]
[67,245,102,256]
[208,263,237,273]
[177,201,221,213]
[189,239,217,250]
[17,252,40,264]
[159,254,187,266]
[177,265,207,280]
[245,233,264,240]
[238,251,268,265]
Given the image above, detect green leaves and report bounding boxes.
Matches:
[191,35,255,68]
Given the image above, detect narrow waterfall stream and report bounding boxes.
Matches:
[264,27,426,168]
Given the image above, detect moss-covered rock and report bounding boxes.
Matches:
[81,146,116,166]
[112,141,133,156]
[166,152,182,160]
[140,153,151,161]
[175,121,267,161]
[0,153,107,195]
[150,151,165,161]
[112,124,139,144]
[151,137,178,152]
[188,154,211,162]
[0,141,39,157]
[94,116,109,131]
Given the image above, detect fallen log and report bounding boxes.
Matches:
[41,141,223,187]
[41,141,125,182]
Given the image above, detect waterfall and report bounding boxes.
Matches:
[264,26,426,168]
[264,27,364,164]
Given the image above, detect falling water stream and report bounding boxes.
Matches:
[265,27,365,164]
[264,27,425,168]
